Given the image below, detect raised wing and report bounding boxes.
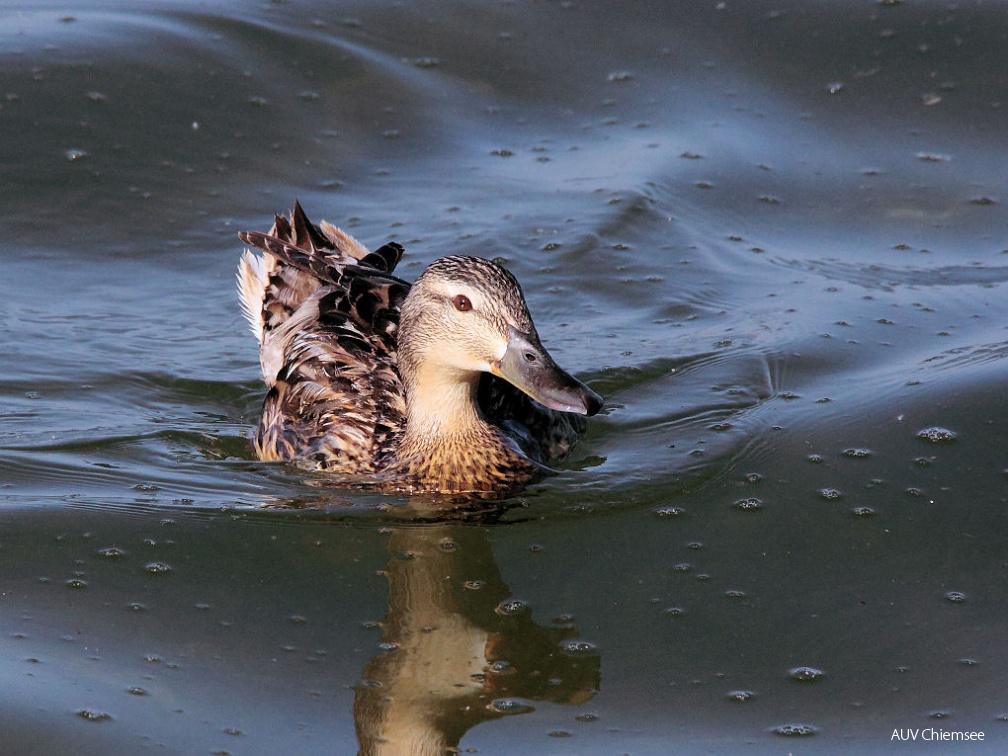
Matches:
[238,202,409,472]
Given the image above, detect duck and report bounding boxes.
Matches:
[237,202,602,495]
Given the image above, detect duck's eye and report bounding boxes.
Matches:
[452,294,472,312]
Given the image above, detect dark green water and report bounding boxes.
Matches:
[2,1,1007,753]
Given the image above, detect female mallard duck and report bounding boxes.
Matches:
[237,202,602,494]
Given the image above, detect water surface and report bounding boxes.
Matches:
[2,1,1007,753]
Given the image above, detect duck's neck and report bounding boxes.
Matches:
[389,364,538,493]
[400,365,490,449]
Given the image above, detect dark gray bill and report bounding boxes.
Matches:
[491,326,603,416]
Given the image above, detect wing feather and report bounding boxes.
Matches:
[255,289,406,471]
[239,203,410,472]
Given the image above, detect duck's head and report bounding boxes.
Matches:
[398,256,603,417]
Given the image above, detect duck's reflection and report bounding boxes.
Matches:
[354,523,600,754]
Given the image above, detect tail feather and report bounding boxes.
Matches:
[237,249,271,346]
[237,202,405,385]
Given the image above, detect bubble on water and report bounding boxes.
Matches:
[575,711,599,723]
[98,547,126,559]
[929,710,950,719]
[488,698,534,715]
[724,589,747,600]
[439,538,458,552]
[944,591,967,603]
[843,448,872,459]
[958,657,979,666]
[77,709,112,722]
[495,598,530,617]
[773,723,818,737]
[789,666,825,682]
[726,690,755,702]
[463,580,486,590]
[734,497,764,511]
[664,606,685,618]
[806,454,824,464]
[559,639,599,657]
[127,686,148,696]
[143,562,173,576]
[224,727,244,737]
[487,660,515,676]
[548,729,573,738]
[917,427,957,443]
[825,81,845,94]
[655,506,686,518]
[607,70,633,82]
[818,488,842,500]
[64,148,88,162]
[744,472,763,484]
[852,506,875,517]
[65,578,88,590]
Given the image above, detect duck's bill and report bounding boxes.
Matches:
[491,326,604,416]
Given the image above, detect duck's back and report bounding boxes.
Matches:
[238,202,409,473]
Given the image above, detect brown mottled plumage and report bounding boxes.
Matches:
[238,202,602,494]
